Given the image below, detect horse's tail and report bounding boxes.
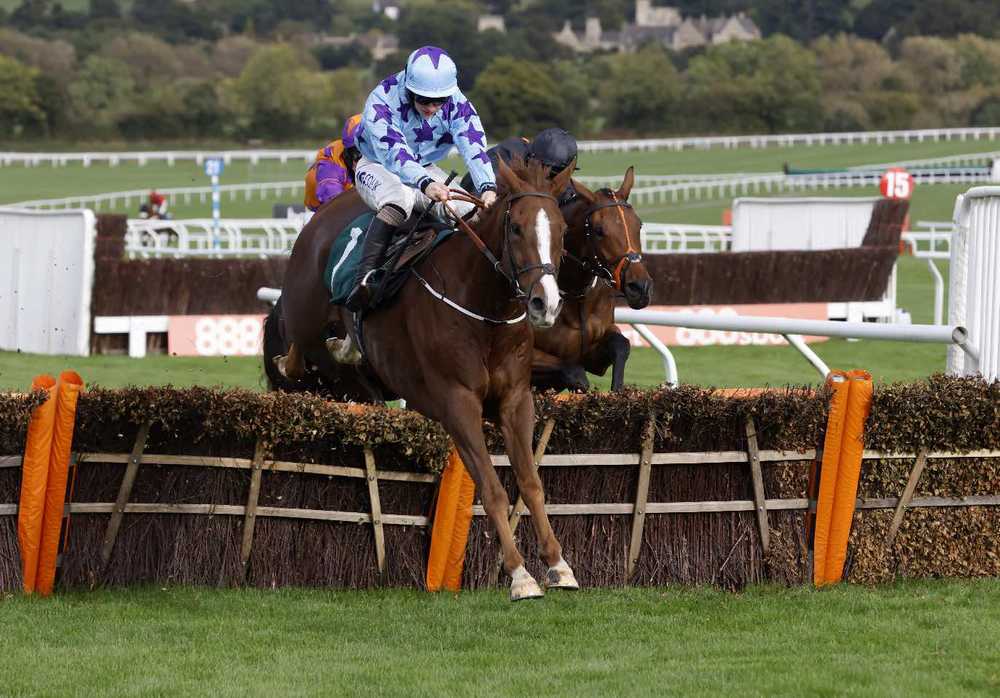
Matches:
[262,298,295,392]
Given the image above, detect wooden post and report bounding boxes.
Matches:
[239,441,267,577]
[494,418,557,578]
[99,421,152,572]
[627,414,656,580]
[885,448,928,547]
[744,416,770,555]
[364,448,386,576]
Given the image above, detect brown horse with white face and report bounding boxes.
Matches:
[532,167,653,392]
[276,158,579,600]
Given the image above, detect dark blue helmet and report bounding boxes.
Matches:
[527,128,578,173]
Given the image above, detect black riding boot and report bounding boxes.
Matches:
[344,216,397,311]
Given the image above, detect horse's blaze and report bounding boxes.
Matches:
[535,207,561,325]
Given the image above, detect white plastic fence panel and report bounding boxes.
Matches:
[0,208,96,355]
[947,187,1000,380]
[731,197,879,251]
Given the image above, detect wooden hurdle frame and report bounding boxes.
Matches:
[2,413,998,582]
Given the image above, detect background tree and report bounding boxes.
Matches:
[686,36,822,133]
[752,0,853,42]
[88,0,120,20]
[67,54,136,133]
[812,34,897,130]
[0,54,45,136]
[471,56,572,139]
[600,47,682,135]
[221,44,328,140]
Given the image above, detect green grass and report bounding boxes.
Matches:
[0,580,998,697]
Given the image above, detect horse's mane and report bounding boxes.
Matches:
[506,157,552,190]
[469,157,554,237]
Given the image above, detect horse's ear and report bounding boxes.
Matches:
[496,157,526,192]
[550,157,576,197]
[617,166,635,201]
[571,175,597,205]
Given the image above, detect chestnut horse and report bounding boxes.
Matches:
[532,167,653,392]
[274,158,580,600]
[264,167,652,397]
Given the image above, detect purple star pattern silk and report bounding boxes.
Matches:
[440,99,454,121]
[412,46,446,69]
[357,69,495,191]
[455,101,477,123]
[414,121,435,143]
[380,74,398,94]
[380,127,406,148]
[397,99,412,123]
[372,103,393,123]
[395,150,418,166]
[461,124,485,147]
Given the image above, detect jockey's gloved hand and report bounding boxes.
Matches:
[424,181,450,202]
[481,190,497,208]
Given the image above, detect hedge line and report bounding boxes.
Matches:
[1,376,997,590]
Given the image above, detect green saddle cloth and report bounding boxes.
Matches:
[325,212,375,304]
[324,212,456,305]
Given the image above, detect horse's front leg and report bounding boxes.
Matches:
[440,390,542,601]
[531,348,590,393]
[583,329,632,391]
[498,387,579,591]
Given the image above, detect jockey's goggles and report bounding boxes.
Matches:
[412,94,447,106]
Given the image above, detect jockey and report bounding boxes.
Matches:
[147,190,169,219]
[304,114,363,212]
[460,127,579,207]
[345,45,498,312]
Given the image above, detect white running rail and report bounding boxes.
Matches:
[852,150,1000,171]
[126,218,304,258]
[947,186,1000,381]
[10,180,304,212]
[641,223,731,252]
[574,127,1000,153]
[614,308,978,384]
[0,150,314,168]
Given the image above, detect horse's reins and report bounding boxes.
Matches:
[565,189,642,294]
[440,187,558,303]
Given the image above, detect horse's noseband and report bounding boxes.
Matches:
[502,191,560,300]
[575,190,642,292]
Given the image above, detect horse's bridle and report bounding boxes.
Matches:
[447,189,559,301]
[564,189,642,296]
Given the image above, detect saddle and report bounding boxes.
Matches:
[324,211,455,308]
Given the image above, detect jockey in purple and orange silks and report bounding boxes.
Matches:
[304,114,363,212]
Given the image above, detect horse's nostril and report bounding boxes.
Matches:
[529,297,545,313]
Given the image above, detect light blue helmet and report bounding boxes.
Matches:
[404,46,458,99]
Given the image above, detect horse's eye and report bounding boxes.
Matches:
[593,227,605,238]
[511,223,522,236]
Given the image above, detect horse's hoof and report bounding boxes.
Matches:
[544,559,580,590]
[273,354,300,381]
[509,565,544,601]
[326,336,362,365]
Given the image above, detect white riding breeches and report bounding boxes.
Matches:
[354,157,476,221]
